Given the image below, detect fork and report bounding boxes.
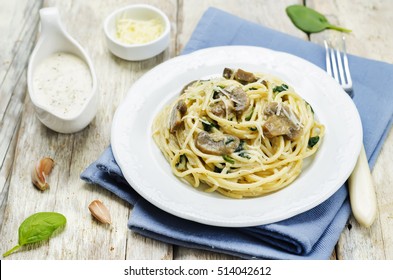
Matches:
[324,37,377,228]
[324,37,353,95]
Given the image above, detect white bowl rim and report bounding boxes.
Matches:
[103,4,171,48]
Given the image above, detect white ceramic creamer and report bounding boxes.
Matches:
[28,7,98,133]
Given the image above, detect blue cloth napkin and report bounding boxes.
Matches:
[81,8,393,259]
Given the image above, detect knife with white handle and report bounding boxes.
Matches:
[348,145,377,227]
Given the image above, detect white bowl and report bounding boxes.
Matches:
[103,4,170,61]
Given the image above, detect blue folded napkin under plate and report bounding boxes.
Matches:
[81,7,393,259]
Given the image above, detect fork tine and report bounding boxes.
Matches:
[324,40,332,76]
[336,47,346,84]
[329,45,340,83]
[341,36,352,88]
[324,40,340,83]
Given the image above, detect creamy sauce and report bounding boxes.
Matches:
[33,52,92,118]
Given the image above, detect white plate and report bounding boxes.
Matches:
[111,46,362,227]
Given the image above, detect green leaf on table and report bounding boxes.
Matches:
[3,212,67,257]
[286,5,351,34]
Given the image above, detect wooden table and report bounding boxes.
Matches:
[1,0,392,260]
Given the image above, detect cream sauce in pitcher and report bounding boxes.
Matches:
[32,52,92,118]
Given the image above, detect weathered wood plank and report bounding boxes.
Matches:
[0,0,41,116]
[372,129,393,259]
[0,0,43,227]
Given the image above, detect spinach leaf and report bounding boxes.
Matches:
[222,155,235,164]
[286,5,351,34]
[212,90,221,99]
[305,100,314,114]
[225,138,235,145]
[175,154,188,170]
[238,152,251,159]
[273,84,289,94]
[308,136,320,148]
[235,140,245,152]
[201,118,219,132]
[245,107,254,121]
[214,166,223,173]
[3,212,66,257]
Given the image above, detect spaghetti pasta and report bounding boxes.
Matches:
[152,68,325,198]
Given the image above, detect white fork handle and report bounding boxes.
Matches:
[348,145,377,227]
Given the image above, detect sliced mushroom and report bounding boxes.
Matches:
[225,86,249,115]
[210,86,249,118]
[223,68,234,79]
[264,102,280,116]
[223,68,257,84]
[234,69,258,84]
[195,131,240,155]
[169,100,187,133]
[263,102,302,140]
[209,100,226,117]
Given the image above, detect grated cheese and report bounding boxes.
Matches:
[116,17,164,44]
